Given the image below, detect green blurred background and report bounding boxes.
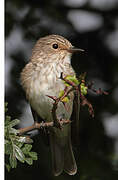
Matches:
[5,0,118,179]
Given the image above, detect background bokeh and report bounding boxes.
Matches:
[5,0,118,179]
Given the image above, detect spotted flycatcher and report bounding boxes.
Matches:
[21,35,84,176]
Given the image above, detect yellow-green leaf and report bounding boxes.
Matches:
[80,84,88,95]
[64,75,79,85]
[59,90,64,98]
[61,97,69,103]
[25,158,33,165]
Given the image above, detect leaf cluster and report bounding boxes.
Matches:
[59,74,88,101]
[5,103,38,171]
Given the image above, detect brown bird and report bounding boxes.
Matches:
[21,35,84,176]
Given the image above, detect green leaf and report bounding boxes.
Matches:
[17,136,33,143]
[5,116,11,125]
[61,96,69,103]
[5,139,9,144]
[9,153,17,168]
[22,144,32,154]
[25,158,33,165]
[9,127,19,135]
[59,90,70,103]
[5,163,11,172]
[8,119,20,128]
[59,90,64,98]
[23,136,33,144]
[14,140,23,148]
[5,102,38,170]
[5,142,12,155]
[64,75,79,86]
[14,144,25,163]
[80,83,88,95]
[28,152,38,160]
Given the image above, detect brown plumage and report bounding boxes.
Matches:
[21,35,82,176]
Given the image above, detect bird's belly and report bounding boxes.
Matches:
[29,77,73,122]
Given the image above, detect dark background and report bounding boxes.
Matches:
[5,0,118,179]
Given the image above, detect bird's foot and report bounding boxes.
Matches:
[54,119,63,129]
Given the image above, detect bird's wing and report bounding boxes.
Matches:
[30,105,49,145]
[30,106,43,123]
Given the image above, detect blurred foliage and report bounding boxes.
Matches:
[5,103,38,171]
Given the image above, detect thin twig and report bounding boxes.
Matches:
[88,82,109,95]
[80,95,94,117]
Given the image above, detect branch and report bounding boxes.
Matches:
[80,95,94,118]
[88,81,109,95]
[46,73,79,128]
[18,119,71,135]
[47,87,73,128]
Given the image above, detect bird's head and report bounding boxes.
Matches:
[31,34,84,63]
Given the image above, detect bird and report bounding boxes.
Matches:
[21,34,84,176]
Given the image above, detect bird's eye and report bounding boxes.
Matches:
[52,43,58,49]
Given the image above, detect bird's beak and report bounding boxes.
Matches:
[68,46,85,53]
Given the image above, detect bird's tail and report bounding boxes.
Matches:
[49,126,77,176]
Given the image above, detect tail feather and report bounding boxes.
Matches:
[49,133,64,176]
[49,127,77,176]
[64,136,77,175]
